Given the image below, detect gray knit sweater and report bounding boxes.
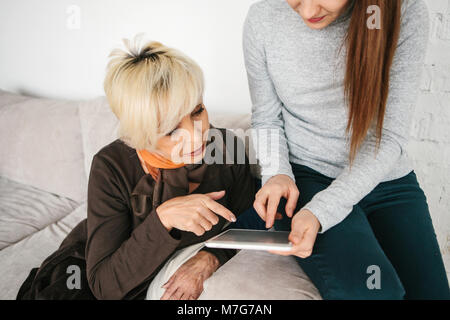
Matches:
[243,0,430,232]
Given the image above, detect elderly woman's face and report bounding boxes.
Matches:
[286,0,349,29]
[155,103,210,164]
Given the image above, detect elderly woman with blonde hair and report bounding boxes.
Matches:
[17,37,256,300]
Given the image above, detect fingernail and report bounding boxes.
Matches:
[231,216,236,222]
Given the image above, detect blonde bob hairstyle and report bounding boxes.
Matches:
[104,36,205,151]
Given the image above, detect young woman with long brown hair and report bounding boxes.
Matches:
[242,0,449,299]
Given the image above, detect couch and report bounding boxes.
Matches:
[0,89,322,300]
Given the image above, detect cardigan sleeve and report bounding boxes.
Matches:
[199,131,257,266]
[85,154,181,300]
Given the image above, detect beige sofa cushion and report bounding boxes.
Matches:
[0,90,87,202]
[199,249,321,300]
[78,97,120,180]
[0,202,87,300]
[0,89,29,107]
[0,176,79,250]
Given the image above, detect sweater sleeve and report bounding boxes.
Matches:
[243,5,296,186]
[85,154,181,300]
[302,0,430,233]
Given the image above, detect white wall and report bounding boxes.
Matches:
[0,0,257,114]
[410,0,450,276]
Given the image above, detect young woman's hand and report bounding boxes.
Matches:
[160,251,219,300]
[253,174,300,229]
[268,208,321,258]
[156,190,236,236]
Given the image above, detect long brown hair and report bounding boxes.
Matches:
[344,0,402,164]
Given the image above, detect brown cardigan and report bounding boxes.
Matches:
[17,127,255,300]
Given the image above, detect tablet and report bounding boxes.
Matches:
[205,229,293,252]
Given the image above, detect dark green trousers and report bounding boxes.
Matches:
[275,163,450,299]
[232,163,450,299]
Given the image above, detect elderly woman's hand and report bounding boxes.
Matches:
[160,251,219,300]
[156,190,236,236]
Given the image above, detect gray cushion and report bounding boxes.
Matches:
[0,176,79,250]
[199,249,322,300]
[0,203,87,300]
[0,90,87,202]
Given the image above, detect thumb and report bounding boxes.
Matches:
[289,231,303,245]
[205,190,226,200]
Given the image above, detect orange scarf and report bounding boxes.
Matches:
[136,149,185,180]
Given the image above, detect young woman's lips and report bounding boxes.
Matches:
[188,144,204,157]
[308,15,326,23]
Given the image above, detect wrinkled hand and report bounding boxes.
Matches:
[160,251,219,300]
[268,209,321,258]
[253,174,299,229]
